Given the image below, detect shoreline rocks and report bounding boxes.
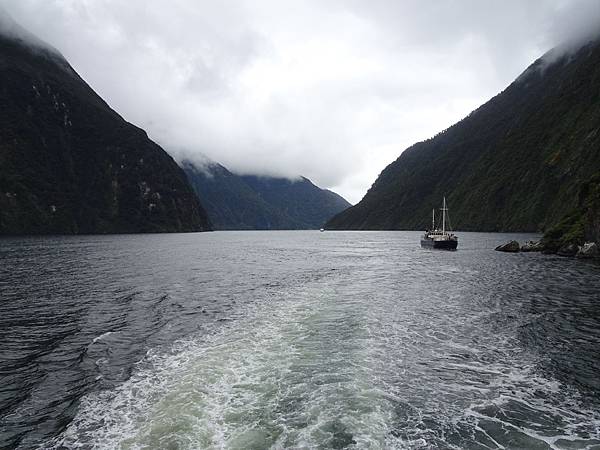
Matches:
[521,240,543,252]
[556,244,579,256]
[495,240,520,252]
[576,242,599,259]
[557,243,578,257]
[495,239,600,259]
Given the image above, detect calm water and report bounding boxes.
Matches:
[1,231,600,449]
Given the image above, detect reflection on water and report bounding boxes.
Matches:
[1,231,599,449]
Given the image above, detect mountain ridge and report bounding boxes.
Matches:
[182,159,351,230]
[0,18,212,234]
[326,38,600,232]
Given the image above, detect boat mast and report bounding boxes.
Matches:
[442,197,446,234]
[432,209,435,231]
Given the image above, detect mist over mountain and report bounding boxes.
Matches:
[183,160,350,230]
[326,37,600,232]
[0,19,211,234]
[8,1,600,204]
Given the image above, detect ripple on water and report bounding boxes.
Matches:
[1,232,600,449]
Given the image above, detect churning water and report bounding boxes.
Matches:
[1,231,600,449]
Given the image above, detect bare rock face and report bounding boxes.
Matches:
[521,240,543,252]
[495,240,520,252]
[557,243,579,257]
[576,242,599,259]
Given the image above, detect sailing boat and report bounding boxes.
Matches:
[420,197,458,250]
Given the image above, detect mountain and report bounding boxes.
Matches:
[541,172,600,252]
[0,14,211,234]
[182,161,294,230]
[326,38,600,232]
[182,160,351,230]
[240,174,351,228]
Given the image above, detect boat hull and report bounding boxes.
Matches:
[421,239,458,250]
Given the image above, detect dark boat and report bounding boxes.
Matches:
[420,197,458,250]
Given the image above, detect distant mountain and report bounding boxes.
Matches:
[0,14,211,234]
[240,174,351,228]
[182,160,351,230]
[182,161,294,230]
[327,38,600,232]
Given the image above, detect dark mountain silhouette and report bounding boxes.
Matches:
[0,16,211,234]
[183,160,350,230]
[327,39,600,232]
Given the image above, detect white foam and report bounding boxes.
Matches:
[91,331,114,344]
[45,260,600,450]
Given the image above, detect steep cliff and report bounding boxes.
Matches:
[327,39,600,232]
[0,16,211,234]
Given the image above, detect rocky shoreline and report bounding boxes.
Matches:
[495,239,599,259]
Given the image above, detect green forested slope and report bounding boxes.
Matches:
[241,175,351,229]
[541,172,600,251]
[327,39,600,232]
[0,25,211,234]
[183,161,350,230]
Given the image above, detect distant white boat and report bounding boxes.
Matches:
[420,197,458,250]
[320,228,325,232]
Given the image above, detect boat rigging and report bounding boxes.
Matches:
[420,197,458,250]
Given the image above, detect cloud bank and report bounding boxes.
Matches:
[2,0,599,203]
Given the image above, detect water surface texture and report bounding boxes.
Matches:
[1,231,600,449]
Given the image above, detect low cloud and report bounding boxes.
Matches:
[541,0,600,66]
[2,0,599,203]
[0,4,59,55]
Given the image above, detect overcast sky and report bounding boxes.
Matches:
[3,0,600,203]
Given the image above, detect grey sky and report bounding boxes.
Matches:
[2,0,600,203]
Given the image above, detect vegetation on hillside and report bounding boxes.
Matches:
[183,161,351,230]
[327,39,600,232]
[0,33,211,234]
[542,172,600,252]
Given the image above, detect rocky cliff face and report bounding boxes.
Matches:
[0,19,211,234]
[327,38,600,232]
[183,160,351,230]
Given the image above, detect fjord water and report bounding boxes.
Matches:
[1,232,600,449]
